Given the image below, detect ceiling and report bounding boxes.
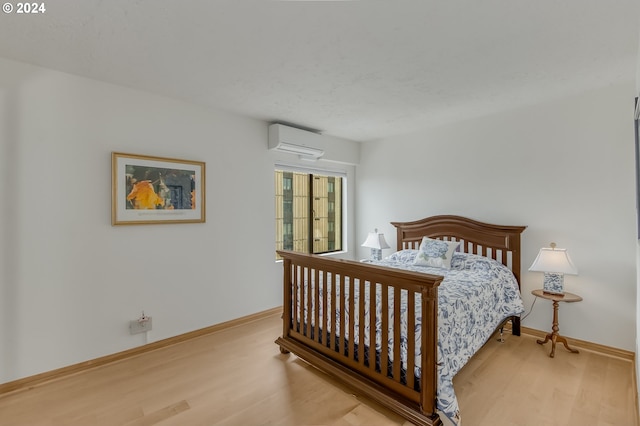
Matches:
[0,0,638,142]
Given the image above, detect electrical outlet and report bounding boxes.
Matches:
[129,316,152,334]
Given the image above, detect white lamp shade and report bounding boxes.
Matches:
[361,229,390,250]
[529,247,578,275]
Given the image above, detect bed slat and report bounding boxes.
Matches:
[358,278,366,367]
[392,289,401,383]
[368,281,377,373]
[380,284,389,379]
[406,291,416,390]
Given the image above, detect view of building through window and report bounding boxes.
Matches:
[275,169,343,259]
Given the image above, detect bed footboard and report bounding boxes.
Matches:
[275,250,444,426]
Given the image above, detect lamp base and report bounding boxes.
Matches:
[370,248,382,261]
[542,272,565,295]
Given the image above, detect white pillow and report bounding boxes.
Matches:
[413,237,460,269]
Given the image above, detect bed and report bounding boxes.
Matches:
[275,215,526,425]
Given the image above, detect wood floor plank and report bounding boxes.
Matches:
[124,400,190,426]
[0,311,636,426]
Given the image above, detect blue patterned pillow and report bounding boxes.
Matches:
[385,249,419,264]
[413,237,460,269]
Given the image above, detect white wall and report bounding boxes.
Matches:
[356,81,637,351]
[0,57,359,383]
[0,54,632,384]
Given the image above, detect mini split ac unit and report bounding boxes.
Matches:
[268,124,324,159]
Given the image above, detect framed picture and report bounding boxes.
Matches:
[112,152,205,225]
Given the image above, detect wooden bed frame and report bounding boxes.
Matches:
[275,215,526,426]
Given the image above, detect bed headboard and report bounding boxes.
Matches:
[391,215,527,287]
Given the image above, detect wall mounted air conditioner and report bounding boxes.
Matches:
[268,124,324,159]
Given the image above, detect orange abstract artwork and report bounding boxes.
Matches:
[126,180,164,209]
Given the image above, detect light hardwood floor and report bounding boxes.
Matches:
[0,311,637,426]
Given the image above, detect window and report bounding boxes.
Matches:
[275,168,343,259]
[283,176,292,191]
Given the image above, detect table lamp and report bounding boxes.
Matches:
[529,242,578,295]
[361,228,390,261]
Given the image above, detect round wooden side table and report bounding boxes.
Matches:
[531,289,582,358]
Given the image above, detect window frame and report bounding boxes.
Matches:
[275,163,347,259]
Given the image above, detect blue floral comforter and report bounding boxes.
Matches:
[371,250,524,423]
[300,250,524,424]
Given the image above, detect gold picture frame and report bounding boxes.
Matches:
[111,152,205,225]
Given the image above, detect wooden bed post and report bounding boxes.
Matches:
[421,284,440,420]
[509,231,523,287]
[280,257,292,354]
